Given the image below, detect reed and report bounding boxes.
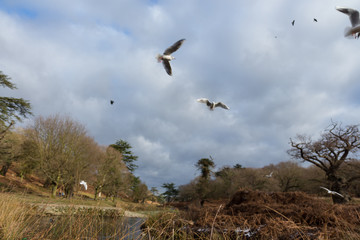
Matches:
[0,194,144,239]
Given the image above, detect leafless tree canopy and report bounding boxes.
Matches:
[289,123,360,173]
[288,122,360,203]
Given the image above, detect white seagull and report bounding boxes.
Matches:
[197,98,230,110]
[320,186,344,198]
[80,180,88,191]
[157,39,185,76]
[265,172,273,178]
[336,6,360,38]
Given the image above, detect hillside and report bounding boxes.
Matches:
[0,166,158,215]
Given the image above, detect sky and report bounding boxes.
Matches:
[1,0,360,191]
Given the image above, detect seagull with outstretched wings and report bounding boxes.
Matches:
[197,98,230,111]
[320,186,344,198]
[156,39,185,76]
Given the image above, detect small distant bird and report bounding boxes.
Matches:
[291,20,295,26]
[157,39,185,76]
[197,98,230,110]
[265,172,273,178]
[336,6,360,37]
[80,180,88,191]
[320,186,344,198]
[110,100,114,105]
[314,18,318,22]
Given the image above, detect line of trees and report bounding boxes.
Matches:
[1,114,148,201]
[176,158,360,203]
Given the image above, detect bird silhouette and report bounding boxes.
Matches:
[292,20,295,26]
[320,186,344,198]
[110,100,114,105]
[314,18,318,22]
[157,39,185,76]
[197,98,230,110]
[336,6,360,37]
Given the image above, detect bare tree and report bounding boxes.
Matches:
[24,115,90,197]
[288,122,360,203]
[273,161,303,192]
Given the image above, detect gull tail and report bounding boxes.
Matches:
[344,26,360,38]
[344,27,353,37]
[156,54,162,62]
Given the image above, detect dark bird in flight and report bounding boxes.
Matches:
[314,18,318,22]
[197,98,230,111]
[336,6,360,38]
[292,20,295,26]
[156,39,185,76]
[110,100,114,105]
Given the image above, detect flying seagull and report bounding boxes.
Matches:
[265,172,273,178]
[314,18,318,22]
[291,20,295,26]
[157,39,185,76]
[80,180,88,190]
[320,186,344,198]
[336,6,360,37]
[110,100,114,105]
[197,98,230,111]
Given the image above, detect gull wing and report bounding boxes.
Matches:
[336,7,360,27]
[320,186,330,192]
[334,191,344,198]
[215,102,230,110]
[197,98,211,106]
[162,59,172,76]
[164,39,186,55]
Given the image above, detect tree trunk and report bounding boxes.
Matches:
[328,174,348,204]
[51,183,58,197]
[94,187,99,200]
[0,162,11,176]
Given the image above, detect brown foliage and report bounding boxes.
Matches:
[154,189,360,239]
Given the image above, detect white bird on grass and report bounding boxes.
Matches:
[320,186,344,198]
[336,6,360,38]
[157,39,185,76]
[80,180,88,191]
[197,98,230,111]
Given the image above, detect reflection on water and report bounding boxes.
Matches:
[40,216,145,240]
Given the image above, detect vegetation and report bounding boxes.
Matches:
[0,71,31,175]
[110,139,139,173]
[0,113,148,203]
[0,194,146,240]
[289,122,360,203]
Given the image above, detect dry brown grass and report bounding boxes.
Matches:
[0,194,144,239]
[143,190,360,239]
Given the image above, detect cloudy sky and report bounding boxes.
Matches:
[1,0,360,190]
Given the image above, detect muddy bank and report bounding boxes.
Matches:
[34,203,148,218]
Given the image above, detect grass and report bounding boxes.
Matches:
[0,194,147,239]
[1,191,360,239]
